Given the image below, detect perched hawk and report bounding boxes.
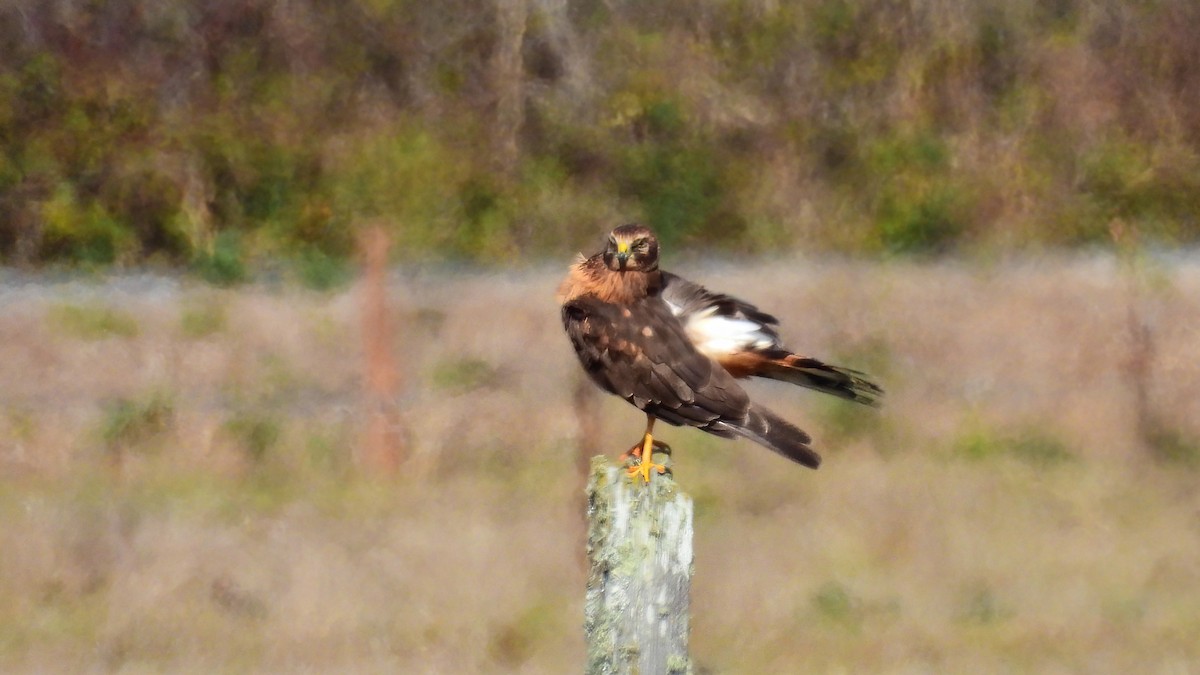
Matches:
[558,223,882,482]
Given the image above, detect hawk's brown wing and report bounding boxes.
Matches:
[562,294,749,434]
[563,293,821,468]
[563,294,820,467]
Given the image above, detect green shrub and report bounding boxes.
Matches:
[430,356,503,394]
[49,303,139,340]
[811,581,862,631]
[861,132,973,255]
[101,392,174,455]
[328,127,469,256]
[816,396,885,446]
[7,0,1200,267]
[877,186,969,254]
[179,300,228,339]
[615,104,735,249]
[1145,426,1200,467]
[450,176,515,260]
[40,185,136,266]
[223,411,282,465]
[193,231,247,286]
[953,424,1074,467]
[293,247,351,291]
[101,168,189,260]
[1076,139,1200,244]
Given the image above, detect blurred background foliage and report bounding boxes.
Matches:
[2,0,1200,272]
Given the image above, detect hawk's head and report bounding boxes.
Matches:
[603,223,659,272]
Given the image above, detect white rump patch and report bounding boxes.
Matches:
[679,307,776,357]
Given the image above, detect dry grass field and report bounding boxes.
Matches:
[2,254,1199,673]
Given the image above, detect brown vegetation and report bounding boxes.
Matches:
[1,256,1199,671]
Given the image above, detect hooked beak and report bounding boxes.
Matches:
[614,240,630,270]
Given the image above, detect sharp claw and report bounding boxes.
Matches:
[619,430,669,484]
[623,456,666,483]
[623,457,665,483]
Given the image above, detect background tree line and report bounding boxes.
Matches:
[1,0,1199,278]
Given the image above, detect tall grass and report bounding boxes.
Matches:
[3,259,1199,670]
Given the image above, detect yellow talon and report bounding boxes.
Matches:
[625,457,666,483]
[620,415,668,483]
[628,432,667,483]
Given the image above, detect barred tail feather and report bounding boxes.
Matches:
[761,353,884,407]
[731,404,821,469]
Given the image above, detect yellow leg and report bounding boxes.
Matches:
[625,415,668,483]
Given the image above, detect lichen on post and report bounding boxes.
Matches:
[584,455,694,675]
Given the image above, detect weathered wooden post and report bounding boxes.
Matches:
[584,455,694,675]
[357,224,403,474]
